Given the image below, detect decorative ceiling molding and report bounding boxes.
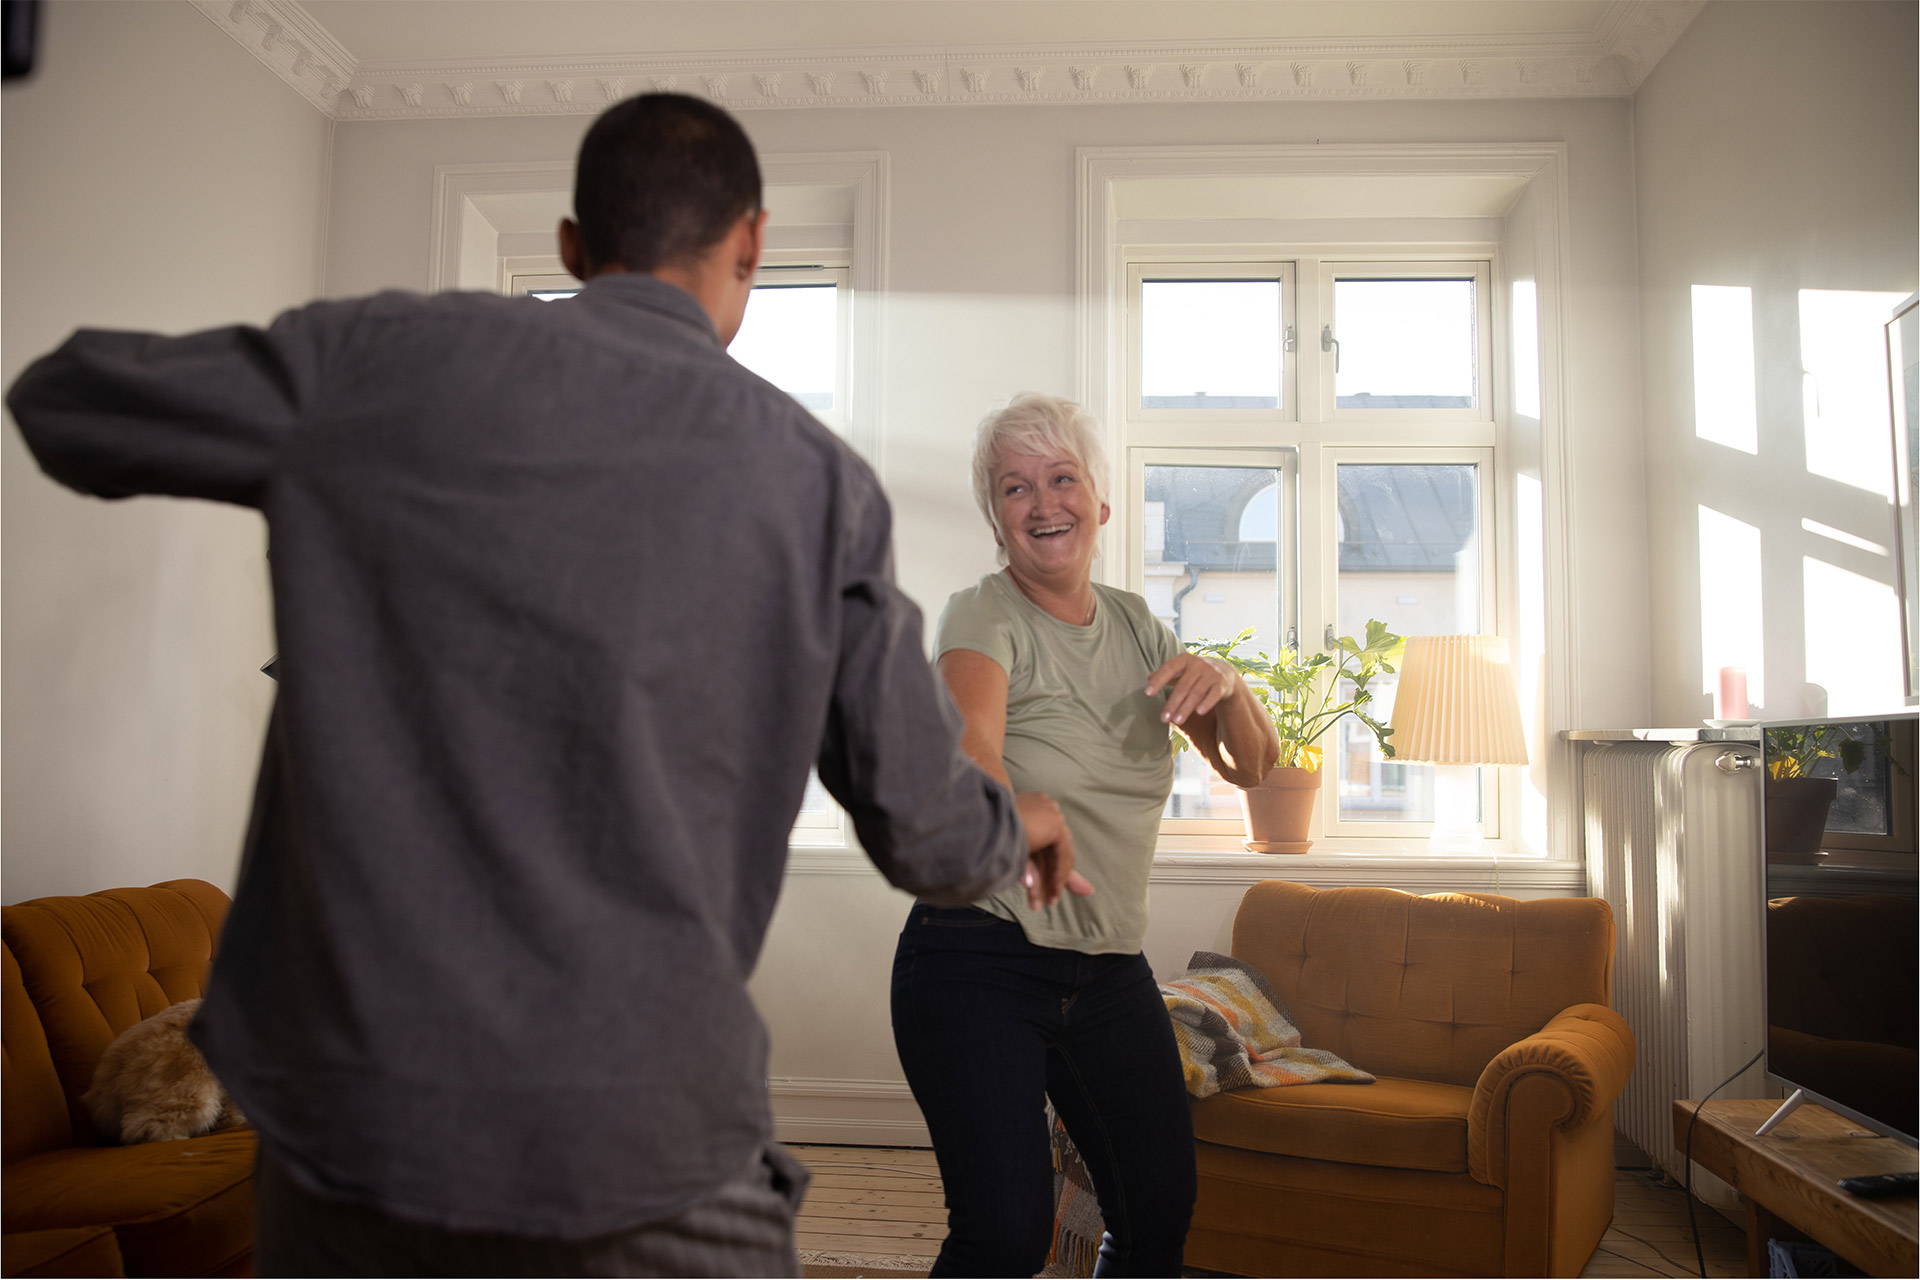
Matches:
[189,0,356,116]
[194,0,1706,122]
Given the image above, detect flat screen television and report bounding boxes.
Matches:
[1759,712,1918,1145]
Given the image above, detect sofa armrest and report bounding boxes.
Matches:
[1467,1002,1636,1186]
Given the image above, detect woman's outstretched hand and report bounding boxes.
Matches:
[1014,792,1095,909]
[1145,653,1239,727]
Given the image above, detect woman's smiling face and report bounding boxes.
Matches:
[990,449,1109,587]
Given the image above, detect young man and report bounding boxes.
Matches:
[8,94,1077,1276]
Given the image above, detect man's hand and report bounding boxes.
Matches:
[1145,653,1239,727]
[1014,792,1095,910]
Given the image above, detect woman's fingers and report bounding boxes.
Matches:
[1013,792,1086,909]
[1147,655,1234,726]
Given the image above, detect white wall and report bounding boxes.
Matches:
[321,93,1645,1139]
[1,0,332,903]
[1636,0,1919,724]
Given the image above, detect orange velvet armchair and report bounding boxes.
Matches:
[3,880,254,1278]
[1186,881,1635,1278]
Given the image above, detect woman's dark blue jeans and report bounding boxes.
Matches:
[890,903,1196,1278]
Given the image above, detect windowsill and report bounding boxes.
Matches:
[787,842,1586,893]
[1146,846,1583,891]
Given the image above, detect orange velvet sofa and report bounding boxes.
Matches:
[3,880,254,1278]
[1185,881,1635,1278]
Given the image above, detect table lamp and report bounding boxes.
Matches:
[1389,634,1530,854]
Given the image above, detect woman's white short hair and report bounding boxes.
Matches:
[970,393,1109,547]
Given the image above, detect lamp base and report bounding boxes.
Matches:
[1426,764,1485,854]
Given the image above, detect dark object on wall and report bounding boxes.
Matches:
[2,0,39,82]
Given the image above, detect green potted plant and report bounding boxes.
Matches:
[1184,620,1403,852]
[1763,725,1867,860]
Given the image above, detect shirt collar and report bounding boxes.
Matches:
[577,273,720,344]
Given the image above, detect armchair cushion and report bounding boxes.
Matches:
[1,1226,125,1278]
[1193,1075,1470,1174]
[1,1128,254,1278]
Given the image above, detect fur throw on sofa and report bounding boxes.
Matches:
[82,998,246,1144]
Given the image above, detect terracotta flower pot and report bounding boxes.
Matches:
[1764,776,1838,863]
[1239,765,1322,853]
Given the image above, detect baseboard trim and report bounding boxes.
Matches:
[770,1076,931,1148]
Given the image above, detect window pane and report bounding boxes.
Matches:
[1334,463,1480,822]
[1145,464,1285,819]
[1141,280,1281,409]
[1333,278,1477,410]
[730,284,837,411]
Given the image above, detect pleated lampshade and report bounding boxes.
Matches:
[1389,635,1530,766]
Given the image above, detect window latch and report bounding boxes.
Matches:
[1321,324,1340,372]
[1324,623,1340,651]
[1283,324,1296,353]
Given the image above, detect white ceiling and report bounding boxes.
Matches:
[302,1,1626,65]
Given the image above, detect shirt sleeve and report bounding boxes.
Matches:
[1152,611,1185,667]
[5,303,329,508]
[814,469,1026,905]
[934,583,1017,673]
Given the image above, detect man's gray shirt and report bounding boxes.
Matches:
[7,275,1025,1236]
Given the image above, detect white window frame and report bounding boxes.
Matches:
[1126,445,1302,838]
[747,256,853,435]
[1126,263,1298,430]
[1319,261,1496,428]
[1079,143,1577,888]
[1318,444,1507,845]
[1122,253,1501,851]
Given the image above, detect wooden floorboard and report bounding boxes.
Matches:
[789,1141,1751,1279]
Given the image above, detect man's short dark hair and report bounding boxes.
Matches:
[573,93,763,274]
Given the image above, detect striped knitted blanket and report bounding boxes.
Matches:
[1159,952,1375,1097]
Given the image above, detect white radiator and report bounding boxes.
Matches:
[1581,740,1766,1206]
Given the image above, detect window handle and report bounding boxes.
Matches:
[1324,623,1339,651]
[1321,324,1340,371]
[1284,324,1296,353]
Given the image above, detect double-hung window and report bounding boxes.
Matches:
[1122,252,1504,850]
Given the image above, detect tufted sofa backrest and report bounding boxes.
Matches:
[2,879,230,1143]
[4,940,73,1162]
[1231,881,1615,1086]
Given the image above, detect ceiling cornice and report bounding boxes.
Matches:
[195,0,1705,122]
[189,0,356,115]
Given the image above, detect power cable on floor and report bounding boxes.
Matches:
[1682,1049,1766,1278]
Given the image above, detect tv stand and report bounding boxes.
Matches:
[1675,1099,1918,1277]
[1756,1087,1809,1137]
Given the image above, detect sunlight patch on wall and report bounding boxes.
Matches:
[1698,505,1764,711]
[1803,556,1902,714]
[1800,518,1890,558]
[1512,280,1540,421]
[1517,470,1547,852]
[1799,289,1905,496]
[1690,285,1757,455]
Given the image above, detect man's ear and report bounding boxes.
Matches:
[558,218,589,281]
[734,208,770,281]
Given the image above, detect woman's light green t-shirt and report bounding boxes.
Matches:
[935,571,1181,955]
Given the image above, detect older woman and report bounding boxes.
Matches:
[891,393,1279,1277]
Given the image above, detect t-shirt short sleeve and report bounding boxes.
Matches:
[935,581,1018,676]
[1148,610,1184,669]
